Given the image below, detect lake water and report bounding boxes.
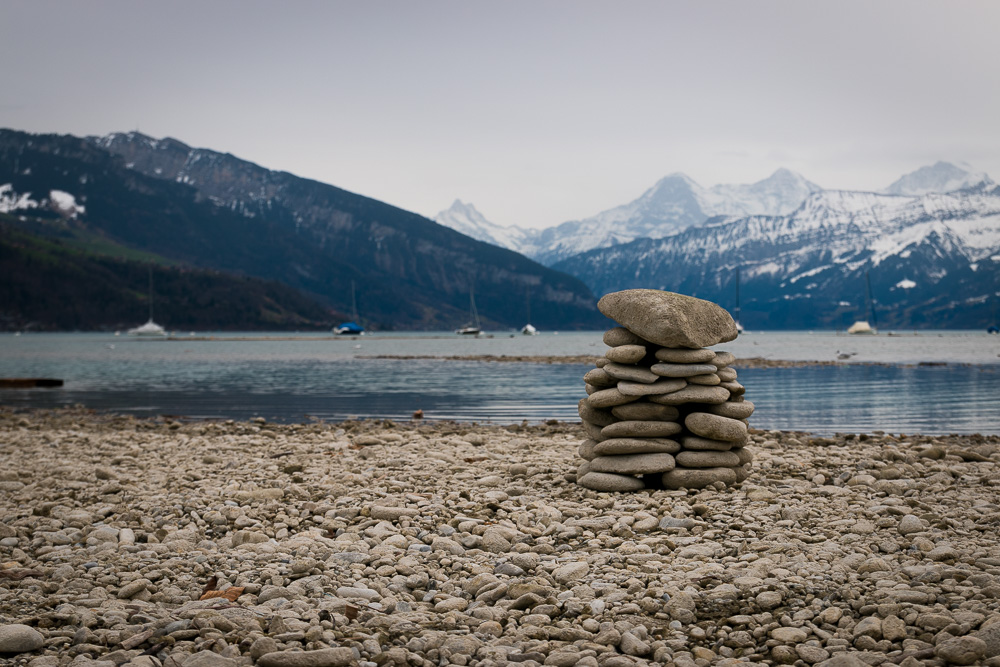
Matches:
[1,330,999,435]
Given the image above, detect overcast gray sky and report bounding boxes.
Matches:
[2,0,998,229]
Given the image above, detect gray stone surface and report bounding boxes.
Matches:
[617,378,687,396]
[586,387,639,408]
[0,624,44,653]
[603,327,648,347]
[594,437,680,455]
[705,400,755,419]
[611,402,680,421]
[687,373,721,386]
[602,362,660,384]
[649,385,730,405]
[582,367,616,388]
[604,344,647,364]
[650,362,718,378]
[713,351,736,367]
[662,466,738,489]
[675,449,742,468]
[680,435,735,451]
[685,412,749,443]
[653,347,717,363]
[577,471,645,492]
[601,420,681,439]
[578,398,616,426]
[257,649,356,667]
[589,452,676,475]
[597,289,738,349]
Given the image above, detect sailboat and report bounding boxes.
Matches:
[456,287,482,335]
[521,287,538,335]
[848,271,878,335]
[127,267,167,337]
[333,281,365,335]
[733,266,744,334]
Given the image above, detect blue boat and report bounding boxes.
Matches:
[334,281,365,335]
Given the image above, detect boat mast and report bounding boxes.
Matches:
[865,270,877,330]
[470,286,481,328]
[148,266,154,322]
[350,280,359,322]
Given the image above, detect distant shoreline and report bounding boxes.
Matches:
[357,354,998,369]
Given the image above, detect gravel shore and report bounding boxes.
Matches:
[2,408,1000,667]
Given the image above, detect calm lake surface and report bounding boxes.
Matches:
[2,330,999,435]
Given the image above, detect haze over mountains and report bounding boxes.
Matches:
[1,126,997,331]
[437,162,1000,329]
[0,129,602,331]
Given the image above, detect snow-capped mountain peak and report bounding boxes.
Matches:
[884,161,993,196]
[433,199,532,251]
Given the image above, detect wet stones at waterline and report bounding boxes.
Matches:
[576,289,753,492]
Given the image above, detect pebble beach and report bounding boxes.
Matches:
[2,408,1000,667]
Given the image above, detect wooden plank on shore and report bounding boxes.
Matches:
[0,378,64,388]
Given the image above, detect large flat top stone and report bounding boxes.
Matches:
[597,289,738,349]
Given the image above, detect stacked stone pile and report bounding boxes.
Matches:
[576,289,755,492]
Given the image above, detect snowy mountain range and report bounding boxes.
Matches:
[553,178,1000,329]
[435,169,825,265]
[436,161,999,328]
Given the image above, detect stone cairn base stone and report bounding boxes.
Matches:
[576,289,754,492]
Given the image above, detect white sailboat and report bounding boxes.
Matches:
[734,266,744,334]
[128,267,166,337]
[333,281,365,335]
[848,270,878,335]
[456,288,482,335]
[521,287,538,335]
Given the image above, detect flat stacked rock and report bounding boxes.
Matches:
[576,289,755,492]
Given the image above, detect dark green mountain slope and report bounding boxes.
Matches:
[0,222,333,331]
[0,129,603,330]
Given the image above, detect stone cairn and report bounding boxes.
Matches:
[576,289,754,492]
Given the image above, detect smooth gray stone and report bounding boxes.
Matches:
[713,351,736,368]
[601,420,681,439]
[649,385,730,405]
[721,380,746,396]
[587,387,639,408]
[577,472,645,492]
[605,344,648,364]
[597,289,738,349]
[585,383,598,395]
[681,435,735,451]
[654,347,716,363]
[716,367,738,382]
[581,420,607,442]
[733,447,754,465]
[617,378,686,396]
[675,449,742,468]
[595,357,610,367]
[685,412,748,443]
[735,463,752,482]
[603,362,659,384]
[578,439,597,461]
[257,649,355,667]
[0,624,45,653]
[650,362,718,378]
[577,461,592,478]
[594,438,680,455]
[589,452,675,475]
[611,402,680,421]
[578,398,616,426]
[706,400,755,419]
[603,327,648,347]
[662,467,738,489]
[583,367,616,388]
[687,373,721,386]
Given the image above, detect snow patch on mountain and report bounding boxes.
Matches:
[49,190,85,217]
[0,184,39,213]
